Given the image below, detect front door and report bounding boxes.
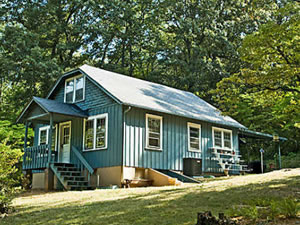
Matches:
[59,122,71,163]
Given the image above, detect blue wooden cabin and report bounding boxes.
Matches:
[17,65,277,190]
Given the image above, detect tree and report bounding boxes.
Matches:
[150,0,283,101]
[214,2,300,153]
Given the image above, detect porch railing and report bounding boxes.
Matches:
[72,146,94,184]
[23,145,57,170]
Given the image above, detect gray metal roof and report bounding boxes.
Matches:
[238,128,287,141]
[80,65,245,129]
[33,97,87,118]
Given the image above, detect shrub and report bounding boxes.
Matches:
[0,143,23,214]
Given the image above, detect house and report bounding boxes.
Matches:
[17,65,285,190]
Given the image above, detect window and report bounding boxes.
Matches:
[64,75,85,103]
[39,128,48,145]
[38,126,57,150]
[83,113,108,151]
[146,114,163,150]
[187,122,201,152]
[212,127,233,150]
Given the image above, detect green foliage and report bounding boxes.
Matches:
[0,120,33,214]
[280,198,299,218]
[0,0,287,121]
[228,204,259,220]
[227,197,299,221]
[266,152,300,170]
[214,2,300,153]
[0,143,23,213]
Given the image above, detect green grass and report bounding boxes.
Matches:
[1,169,299,225]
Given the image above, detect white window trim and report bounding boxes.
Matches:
[38,125,58,151]
[83,113,108,151]
[64,74,85,103]
[212,126,233,150]
[145,114,163,151]
[187,122,201,152]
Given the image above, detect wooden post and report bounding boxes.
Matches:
[44,168,54,191]
[47,113,53,164]
[23,121,29,170]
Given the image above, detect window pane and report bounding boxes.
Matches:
[40,130,47,145]
[75,76,84,101]
[149,138,159,147]
[148,118,160,133]
[224,131,231,149]
[66,79,74,103]
[189,127,200,150]
[147,117,161,148]
[214,130,222,147]
[96,118,106,148]
[190,140,199,150]
[190,127,199,138]
[63,127,70,144]
[85,120,94,150]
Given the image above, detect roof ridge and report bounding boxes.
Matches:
[80,64,195,95]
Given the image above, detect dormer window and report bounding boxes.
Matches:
[64,75,85,103]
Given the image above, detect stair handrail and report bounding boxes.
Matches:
[72,146,94,174]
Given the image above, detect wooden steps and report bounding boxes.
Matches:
[50,163,93,191]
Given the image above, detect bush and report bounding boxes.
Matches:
[0,120,33,214]
[0,143,23,214]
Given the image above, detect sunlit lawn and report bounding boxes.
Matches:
[2,169,300,225]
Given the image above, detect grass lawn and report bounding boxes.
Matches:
[1,169,300,225]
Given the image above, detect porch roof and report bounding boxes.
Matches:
[17,97,87,123]
[238,128,287,141]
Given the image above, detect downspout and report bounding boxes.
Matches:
[121,106,132,183]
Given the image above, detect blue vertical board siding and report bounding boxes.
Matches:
[124,107,203,171]
[81,104,123,168]
[33,72,122,169]
[123,107,240,172]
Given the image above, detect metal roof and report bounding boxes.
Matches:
[16,97,87,123]
[33,97,87,118]
[79,65,245,129]
[238,128,287,141]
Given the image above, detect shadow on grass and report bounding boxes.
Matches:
[3,176,300,225]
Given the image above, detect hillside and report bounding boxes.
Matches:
[2,169,299,225]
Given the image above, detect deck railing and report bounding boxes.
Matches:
[23,145,57,170]
[72,146,94,184]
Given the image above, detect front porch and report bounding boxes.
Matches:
[17,97,95,190]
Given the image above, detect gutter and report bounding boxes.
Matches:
[121,106,132,182]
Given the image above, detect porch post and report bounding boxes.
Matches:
[24,121,29,150]
[47,113,53,164]
[278,142,282,170]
